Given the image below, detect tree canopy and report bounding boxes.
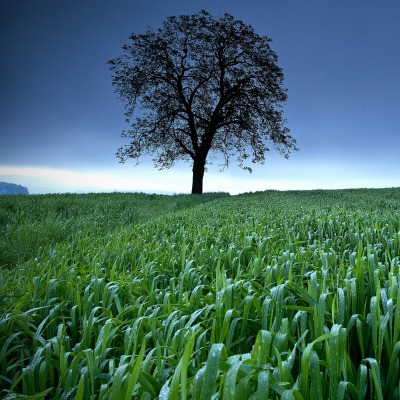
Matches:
[109,10,298,194]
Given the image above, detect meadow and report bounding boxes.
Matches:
[1,188,400,399]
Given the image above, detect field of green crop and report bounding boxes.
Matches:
[1,188,400,399]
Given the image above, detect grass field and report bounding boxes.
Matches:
[1,188,400,399]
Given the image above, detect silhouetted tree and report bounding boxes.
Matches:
[109,10,298,194]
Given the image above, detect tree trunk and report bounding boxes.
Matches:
[191,158,205,194]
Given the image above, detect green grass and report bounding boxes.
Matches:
[0,192,228,269]
[1,188,400,399]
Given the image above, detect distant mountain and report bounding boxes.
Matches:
[0,182,29,195]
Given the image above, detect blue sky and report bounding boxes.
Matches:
[1,0,399,194]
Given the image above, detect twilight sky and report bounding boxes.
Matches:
[1,0,399,194]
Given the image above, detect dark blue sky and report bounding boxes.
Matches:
[1,0,399,194]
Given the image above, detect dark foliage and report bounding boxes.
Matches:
[109,10,298,193]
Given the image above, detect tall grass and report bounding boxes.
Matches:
[0,192,228,269]
[1,188,400,399]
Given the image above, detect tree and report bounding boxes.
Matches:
[109,10,298,194]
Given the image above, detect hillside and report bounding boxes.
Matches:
[1,188,400,398]
[0,181,29,195]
